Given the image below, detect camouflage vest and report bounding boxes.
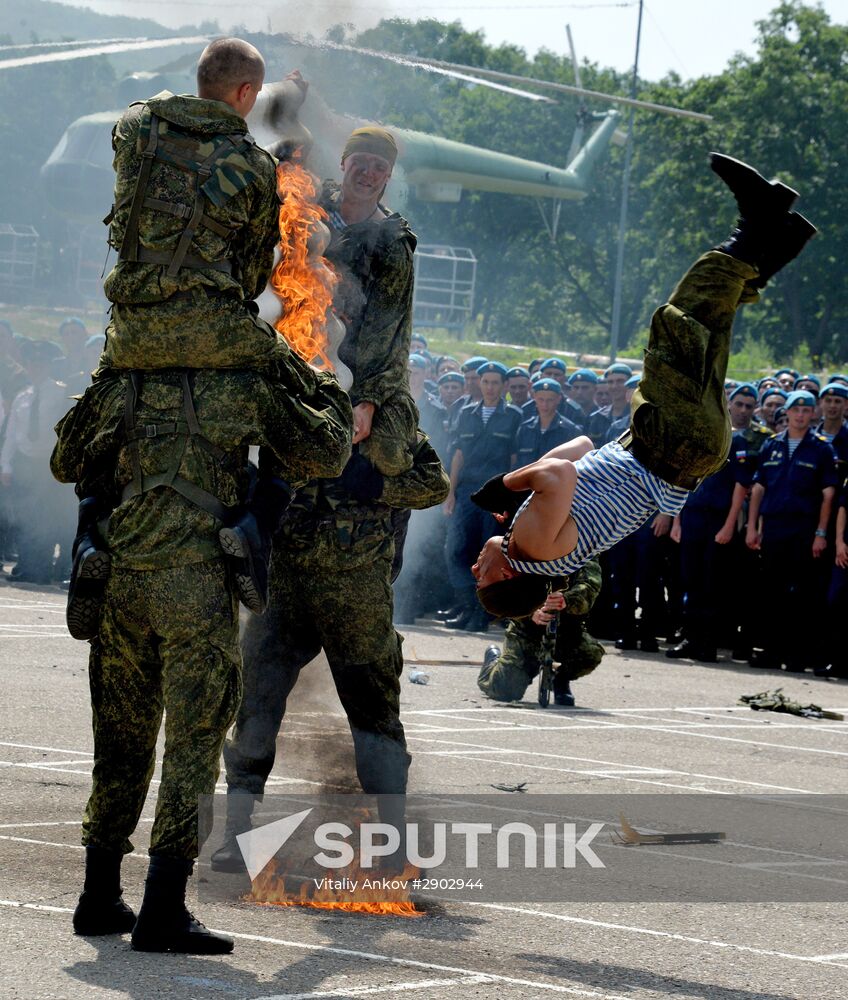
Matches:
[108,104,262,278]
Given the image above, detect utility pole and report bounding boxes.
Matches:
[609,0,644,361]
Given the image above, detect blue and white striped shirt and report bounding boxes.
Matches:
[502,440,690,577]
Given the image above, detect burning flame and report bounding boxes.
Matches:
[248,858,424,918]
[271,160,337,368]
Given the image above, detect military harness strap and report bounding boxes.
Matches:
[121,371,235,524]
[115,110,252,276]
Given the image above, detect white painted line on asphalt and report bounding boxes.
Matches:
[254,975,494,998]
[25,759,94,768]
[402,737,818,794]
[463,903,848,969]
[0,632,75,638]
[0,622,66,628]
[809,953,848,962]
[0,899,635,999]
[0,760,91,776]
[0,741,92,755]
[0,836,148,858]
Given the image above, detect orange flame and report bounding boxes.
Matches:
[271,160,337,368]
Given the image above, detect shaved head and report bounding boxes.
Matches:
[197,38,265,102]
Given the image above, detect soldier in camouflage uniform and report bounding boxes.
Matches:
[52,38,355,956]
[52,361,352,954]
[72,38,311,621]
[318,127,419,480]
[211,434,448,871]
[477,560,604,705]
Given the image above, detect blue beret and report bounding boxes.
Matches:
[724,379,738,390]
[625,374,641,389]
[505,366,530,379]
[59,316,87,332]
[762,387,787,401]
[729,382,758,401]
[829,373,848,385]
[605,362,633,377]
[85,333,106,349]
[533,377,563,395]
[774,367,799,380]
[784,389,817,410]
[530,371,543,383]
[438,371,465,386]
[820,383,848,399]
[408,353,429,369]
[540,357,567,373]
[796,373,821,389]
[461,356,488,372]
[410,333,428,347]
[476,361,508,378]
[568,368,599,385]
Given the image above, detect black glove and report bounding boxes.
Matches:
[339,450,385,502]
[470,474,531,518]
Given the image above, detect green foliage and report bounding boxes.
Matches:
[335,4,848,366]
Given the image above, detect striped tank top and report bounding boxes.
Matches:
[502,440,690,577]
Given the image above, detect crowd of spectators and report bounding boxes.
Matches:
[395,333,848,680]
[0,318,104,584]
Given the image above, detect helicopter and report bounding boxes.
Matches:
[32,28,710,232]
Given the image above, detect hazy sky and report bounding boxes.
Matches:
[48,0,848,81]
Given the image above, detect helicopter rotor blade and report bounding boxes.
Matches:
[320,42,712,122]
[315,39,555,104]
[565,24,585,165]
[0,35,209,72]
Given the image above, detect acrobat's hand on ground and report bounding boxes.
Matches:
[471,474,531,521]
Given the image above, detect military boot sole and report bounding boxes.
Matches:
[209,841,246,873]
[131,923,234,955]
[219,526,267,616]
[66,547,111,640]
[72,893,136,936]
[709,152,799,217]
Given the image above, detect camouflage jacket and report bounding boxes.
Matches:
[319,180,417,408]
[104,92,279,306]
[51,361,352,570]
[281,433,449,550]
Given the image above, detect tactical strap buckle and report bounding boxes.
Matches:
[144,424,159,439]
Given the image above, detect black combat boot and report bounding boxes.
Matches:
[709,152,817,287]
[66,497,111,640]
[219,474,294,615]
[72,845,136,936]
[554,679,576,707]
[445,588,477,630]
[209,793,256,873]
[131,855,234,954]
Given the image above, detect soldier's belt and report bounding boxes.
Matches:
[134,246,234,274]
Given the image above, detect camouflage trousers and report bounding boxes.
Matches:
[82,559,241,859]
[104,295,287,370]
[627,251,759,486]
[477,616,604,703]
[224,517,410,796]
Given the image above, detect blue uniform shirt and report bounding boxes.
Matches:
[512,412,583,468]
[754,429,838,538]
[452,398,523,490]
[686,431,757,513]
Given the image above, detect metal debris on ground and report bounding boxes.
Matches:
[490,781,528,793]
[740,688,844,721]
[613,813,726,846]
[408,670,430,685]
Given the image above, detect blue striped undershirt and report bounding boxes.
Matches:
[502,440,690,577]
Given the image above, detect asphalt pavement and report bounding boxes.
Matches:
[1,577,847,1000]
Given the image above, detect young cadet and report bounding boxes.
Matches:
[746,389,837,671]
[505,366,532,408]
[443,360,522,631]
[468,153,817,619]
[513,378,583,468]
